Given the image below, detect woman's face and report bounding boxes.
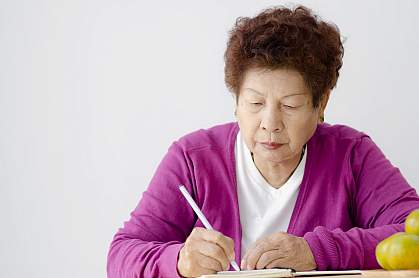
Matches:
[236,67,325,164]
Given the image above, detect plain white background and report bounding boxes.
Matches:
[1,0,418,277]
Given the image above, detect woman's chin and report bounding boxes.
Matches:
[257,150,290,164]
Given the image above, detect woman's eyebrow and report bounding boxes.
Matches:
[244,88,264,96]
[281,93,308,99]
[244,88,307,98]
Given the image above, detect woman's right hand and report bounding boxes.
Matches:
[177,227,236,277]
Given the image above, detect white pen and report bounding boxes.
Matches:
[178,185,241,272]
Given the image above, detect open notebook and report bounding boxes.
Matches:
[200,269,362,278]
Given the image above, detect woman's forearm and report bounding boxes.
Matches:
[107,234,184,278]
[304,223,404,270]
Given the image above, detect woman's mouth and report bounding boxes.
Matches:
[260,142,283,150]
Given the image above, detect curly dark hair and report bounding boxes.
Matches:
[224,5,344,108]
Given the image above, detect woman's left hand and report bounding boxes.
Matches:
[240,232,317,271]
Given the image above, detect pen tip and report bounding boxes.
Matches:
[231,261,240,271]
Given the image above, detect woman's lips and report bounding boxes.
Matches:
[260,142,283,150]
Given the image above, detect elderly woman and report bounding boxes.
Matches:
[107,5,419,278]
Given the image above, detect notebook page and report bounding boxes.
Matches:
[199,268,293,278]
[199,269,362,278]
[294,270,362,276]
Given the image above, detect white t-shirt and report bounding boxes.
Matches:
[235,131,307,258]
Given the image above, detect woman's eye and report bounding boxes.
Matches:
[251,102,263,106]
[282,104,296,109]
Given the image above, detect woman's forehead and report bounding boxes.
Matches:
[243,87,309,100]
[241,69,310,98]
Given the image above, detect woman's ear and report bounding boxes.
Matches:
[234,93,239,117]
[319,90,331,123]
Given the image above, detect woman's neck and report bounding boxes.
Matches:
[252,148,304,189]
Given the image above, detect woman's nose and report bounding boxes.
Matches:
[261,107,284,133]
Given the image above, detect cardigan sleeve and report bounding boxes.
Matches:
[107,142,197,278]
[304,136,419,270]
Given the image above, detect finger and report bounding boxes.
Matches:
[246,232,290,269]
[196,252,225,273]
[194,240,230,271]
[241,238,264,269]
[240,246,257,269]
[265,257,292,269]
[240,253,247,269]
[178,247,215,278]
[246,241,275,270]
[191,266,215,278]
[197,229,235,261]
[256,250,284,269]
[187,261,216,278]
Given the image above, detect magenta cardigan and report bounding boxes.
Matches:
[107,122,419,277]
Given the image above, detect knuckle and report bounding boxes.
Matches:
[258,252,273,267]
[259,252,269,262]
[214,232,223,242]
[180,245,188,256]
[262,241,271,250]
[248,257,256,266]
[184,245,193,256]
[271,232,284,241]
[183,259,192,273]
[246,254,255,265]
[215,247,225,258]
[191,227,202,236]
[222,260,229,271]
[266,259,279,269]
[201,256,219,271]
[212,258,223,271]
[204,245,215,256]
[187,263,197,275]
[196,227,206,232]
[184,238,195,249]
